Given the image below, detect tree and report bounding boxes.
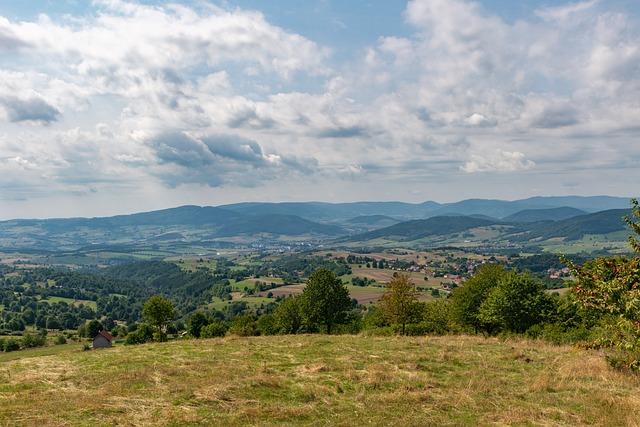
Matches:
[187,312,209,338]
[84,319,104,338]
[273,296,303,334]
[450,264,506,333]
[379,274,419,335]
[564,200,640,368]
[300,269,351,334]
[142,295,175,335]
[478,272,552,333]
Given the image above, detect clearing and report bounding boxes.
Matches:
[1,335,639,426]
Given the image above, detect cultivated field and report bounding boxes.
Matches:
[1,335,639,426]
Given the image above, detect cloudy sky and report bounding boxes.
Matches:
[0,0,638,218]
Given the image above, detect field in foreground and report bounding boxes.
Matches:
[1,335,639,426]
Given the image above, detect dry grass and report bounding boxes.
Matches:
[1,335,639,426]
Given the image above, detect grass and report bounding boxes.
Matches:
[1,335,639,426]
[0,342,80,363]
[44,296,97,310]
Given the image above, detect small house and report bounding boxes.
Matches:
[93,330,113,349]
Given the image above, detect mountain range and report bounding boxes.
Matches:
[0,196,633,252]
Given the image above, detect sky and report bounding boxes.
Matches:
[0,0,639,219]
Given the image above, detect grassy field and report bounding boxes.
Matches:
[43,296,98,310]
[1,335,639,426]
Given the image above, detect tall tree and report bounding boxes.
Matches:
[478,272,552,333]
[142,295,175,335]
[379,274,419,335]
[301,269,351,334]
[187,311,209,338]
[450,264,506,333]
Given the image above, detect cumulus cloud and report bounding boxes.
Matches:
[0,0,639,215]
[0,96,60,124]
[146,131,318,187]
[461,151,536,173]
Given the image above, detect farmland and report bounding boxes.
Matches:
[1,335,639,426]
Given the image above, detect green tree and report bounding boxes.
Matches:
[300,269,351,334]
[450,264,507,333]
[142,295,175,336]
[379,274,419,335]
[420,299,452,335]
[273,296,303,334]
[187,312,209,338]
[478,272,552,333]
[84,320,104,338]
[564,200,640,369]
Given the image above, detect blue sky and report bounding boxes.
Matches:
[0,0,639,218]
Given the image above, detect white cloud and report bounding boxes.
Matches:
[461,150,535,173]
[0,0,639,216]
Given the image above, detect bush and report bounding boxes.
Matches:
[273,297,303,334]
[21,332,46,349]
[201,321,227,338]
[256,314,279,336]
[55,335,68,345]
[228,316,258,337]
[3,339,20,352]
[125,323,154,345]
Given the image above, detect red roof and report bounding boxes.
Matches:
[97,330,114,342]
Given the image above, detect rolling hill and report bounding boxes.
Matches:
[0,197,633,252]
[219,196,630,222]
[503,207,587,223]
[522,209,631,241]
[216,214,344,237]
[345,216,499,242]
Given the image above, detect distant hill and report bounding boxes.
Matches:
[2,205,241,231]
[430,196,630,219]
[504,207,587,223]
[219,196,631,222]
[346,216,499,242]
[346,215,398,224]
[216,215,344,237]
[0,196,633,251]
[219,201,442,221]
[521,209,631,241]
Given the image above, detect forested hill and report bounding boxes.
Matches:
[503,207,586,223]
[345,216,499,242]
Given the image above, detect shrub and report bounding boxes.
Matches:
[125,323,154,345]
[201,321,227,338]
[256,314,279,336]
[228,316,258,337]
[21,332,46,349]
[55,335,68,345]
[3,339,20,352]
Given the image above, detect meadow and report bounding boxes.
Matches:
[1,335,639,426]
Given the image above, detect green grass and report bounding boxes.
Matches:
[0,342,82,363]
[1,335,639,426]
[43,296,97,310]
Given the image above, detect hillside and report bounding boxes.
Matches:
[216,214,344,237]
[347,216,498,242]
[1,335,638,426]
[504,207,587,223]
[523,209,631,241]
